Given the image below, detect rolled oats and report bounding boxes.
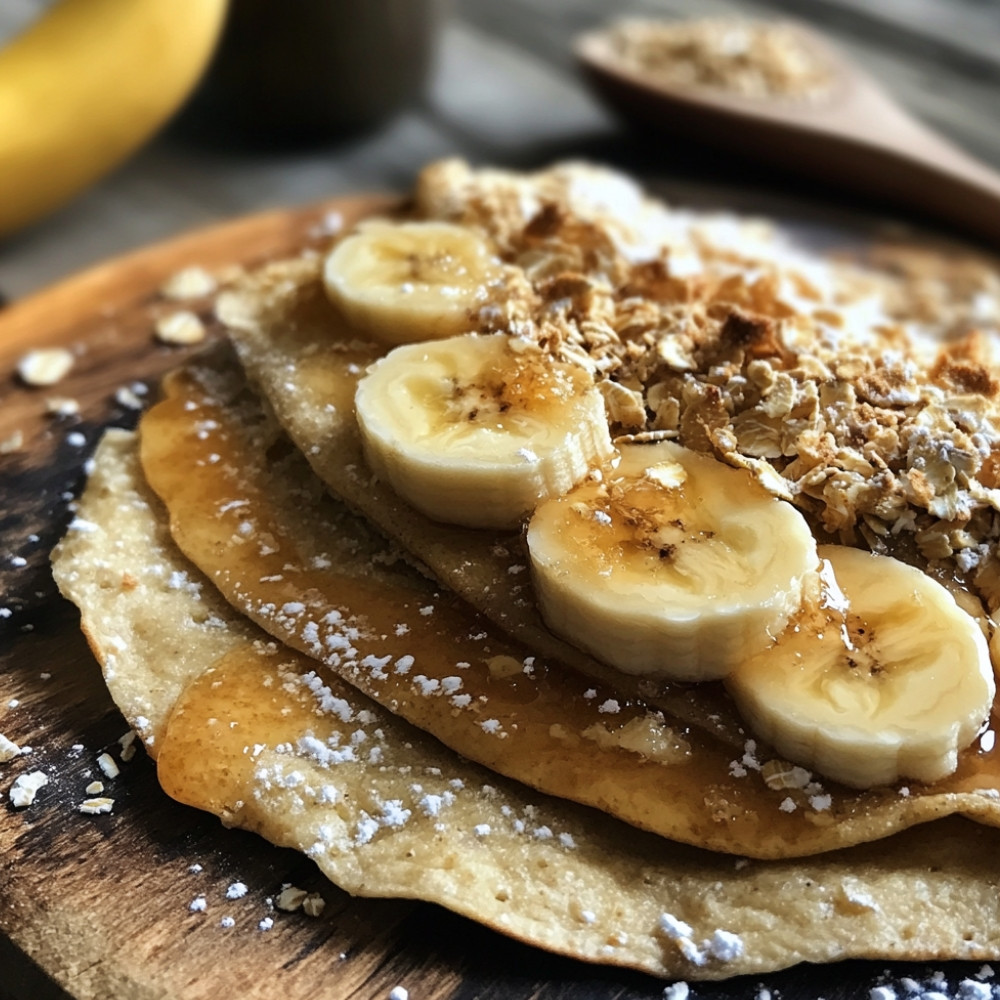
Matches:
[17,347,74,386]
[417,161,1000,609]
[155,310,207,346]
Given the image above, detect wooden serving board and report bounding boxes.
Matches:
[0,199,991,1000]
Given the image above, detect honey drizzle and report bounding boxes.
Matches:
[158,642,293,817]
[140,363,1000,858]
[157,640,475,871]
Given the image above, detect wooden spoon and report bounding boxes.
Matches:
[575,21,1000,247]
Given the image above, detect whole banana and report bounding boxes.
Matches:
[0,0,227,238]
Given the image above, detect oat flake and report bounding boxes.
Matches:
[18,348,74,386]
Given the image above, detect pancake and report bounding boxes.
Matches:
[51,430,1000,980]
[217,254,734,739]
[134,347,1000,859]
[52,158,1000,979]
[216,162,1000,807]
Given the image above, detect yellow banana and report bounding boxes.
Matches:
[526,439,820,682]
[0,0,227,237]
[324,220,504,345]
[355,332,613,529]
[726,545,996,788]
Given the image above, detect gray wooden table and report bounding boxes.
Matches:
[1,1,999,998]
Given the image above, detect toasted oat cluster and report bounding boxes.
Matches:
[604,18,834,101]
[416,160,1000,609]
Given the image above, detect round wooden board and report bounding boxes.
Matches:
[0,198,993,1000]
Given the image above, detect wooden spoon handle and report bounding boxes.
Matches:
[816,84,1000,245]
[875,156,1000,247]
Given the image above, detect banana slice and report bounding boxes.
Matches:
[355,332,614,529]
[526,439,819,681]
[725,545,996,789]
[323,219,501,344]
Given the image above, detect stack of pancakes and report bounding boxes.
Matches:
[52,161,1000,980]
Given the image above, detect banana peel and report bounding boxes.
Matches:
[0,0,228,238]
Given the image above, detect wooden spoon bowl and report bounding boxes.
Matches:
[576,21,1000,247]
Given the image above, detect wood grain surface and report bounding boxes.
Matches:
[0,201,997,1000]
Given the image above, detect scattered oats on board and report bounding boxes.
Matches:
[17,347,74,386]
[302,892,325,917]
[79,797,114,815]
[119,730,138,761]
[155,310,206,346]
[275,885,308,912]
[114,385,144,410]
[0,734,22,763]
[45,396,80,417]
[85,780,104,795]
[161,265,217,301]
[10,770,48,807]
[0,429,24,454]
[97,752,120,779]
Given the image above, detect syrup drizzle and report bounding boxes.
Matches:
[143,361,1000,858]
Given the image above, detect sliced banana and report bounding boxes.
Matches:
[726,545,996,789]
[526,439,819,682]
[354,332,614,529]
[323,219,500,344]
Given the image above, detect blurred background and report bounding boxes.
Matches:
[0,0,998,301]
